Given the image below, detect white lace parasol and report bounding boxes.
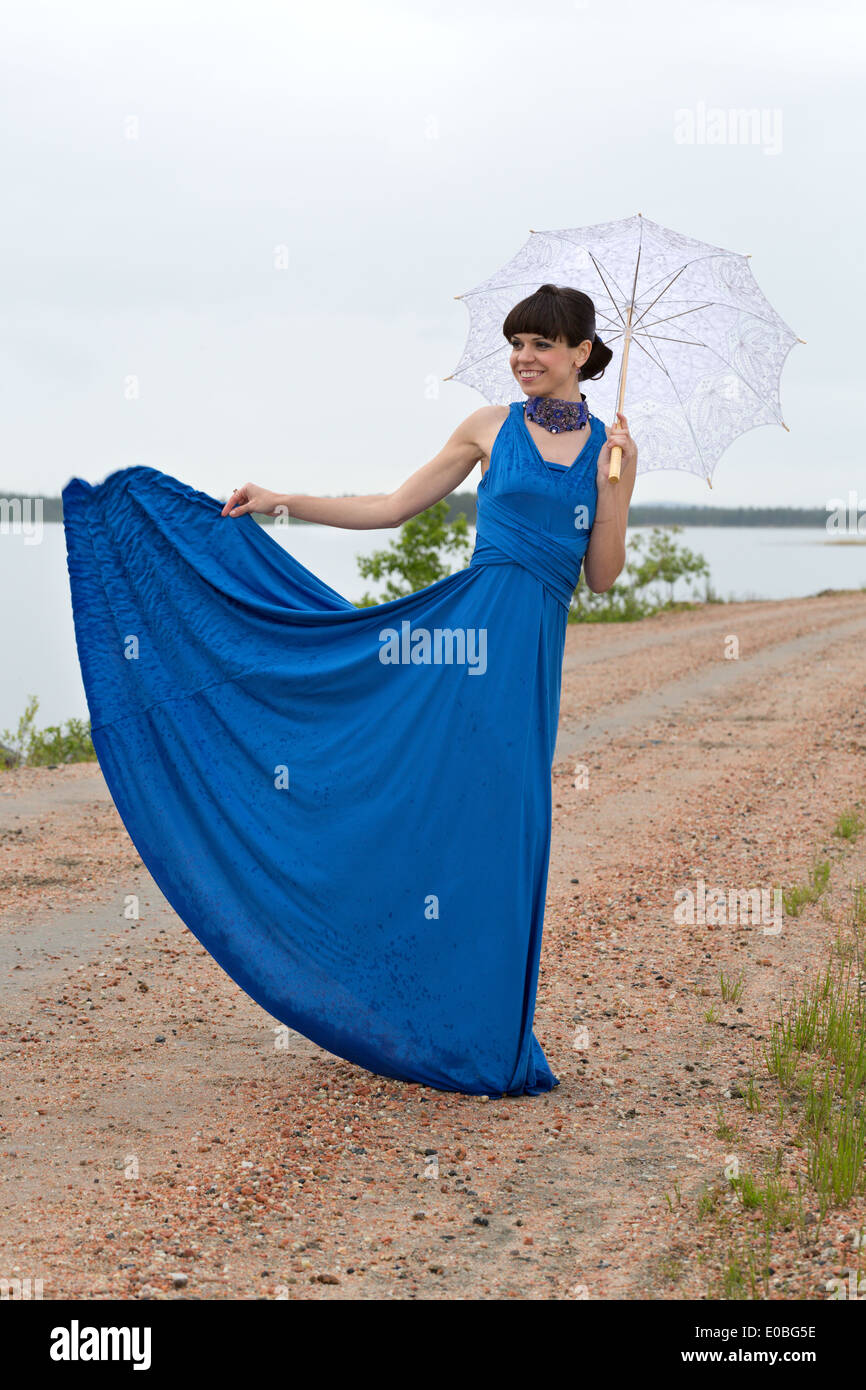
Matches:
[446,213,804,487]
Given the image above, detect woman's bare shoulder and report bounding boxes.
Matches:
[462,403,509,461]
[466,403,509,428]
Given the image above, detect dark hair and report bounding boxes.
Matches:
[502,283,613,382]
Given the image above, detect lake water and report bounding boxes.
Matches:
[1,523,863,733]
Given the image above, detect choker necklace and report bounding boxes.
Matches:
[524,392,589,433]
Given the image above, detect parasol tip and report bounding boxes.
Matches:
[443,374,454,381]
[798,337,807,344]
[781,420,790,432]
[707,477,713,489]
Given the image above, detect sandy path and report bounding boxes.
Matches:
[2,589,865,1300]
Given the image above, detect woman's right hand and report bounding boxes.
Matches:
[221,483,287,518]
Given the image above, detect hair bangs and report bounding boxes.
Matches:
[502,291,573,345]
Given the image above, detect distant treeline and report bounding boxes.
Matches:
[622,505,837,528]
[445,497,836,528]
[11,494,838,529]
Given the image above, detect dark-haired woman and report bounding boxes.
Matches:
[63,284,638,1099]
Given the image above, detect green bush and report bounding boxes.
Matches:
[355,501,472,606]
[1,694,96,768]
[570,524,714,623]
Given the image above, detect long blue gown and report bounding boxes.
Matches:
[62,400,604,1096]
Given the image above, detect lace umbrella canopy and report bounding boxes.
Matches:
[446,213,804,487]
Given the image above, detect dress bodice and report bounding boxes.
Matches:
[468,400,605,608]
[479,400,603,535]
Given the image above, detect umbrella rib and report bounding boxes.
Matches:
[586,253,631,332]
[628,266,688,332]
[594,321,701,350]
[450,340,521,375]
[633,301,715,330]
[634,332,715,347]
[598,323,715,482]
[614,319,785,421]
[613,252,781,337]
[637,320,710,351]
[531,229,634,315]
[607,300,791,357]
[597,309,705,339]
[596,294,714,339]
[633,335,713,483]
[639,301,789,337]
[671,336,785,420]
[597,267,692,334]
[611,294,784,331]
[621,329,671,375]
[627,250,751,306]
[482,240,769,333]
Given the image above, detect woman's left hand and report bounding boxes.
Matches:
[597,411,638,492]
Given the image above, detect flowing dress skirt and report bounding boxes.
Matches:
[62,403,603,1095]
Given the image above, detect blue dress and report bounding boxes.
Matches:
[62,400,604,1096]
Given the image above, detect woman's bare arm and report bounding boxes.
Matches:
[582,412,638,593]
[220,408,496,530]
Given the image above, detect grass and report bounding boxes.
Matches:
[695,793,866,1298]
[745,1074,762,1114]
[657,1254,685,1283]
[806,1098,866,1210]
[767,960,866,1087]
[781,859,831,916]
[720,1245,758,1299]
[834,809,865,843]
[729,1169,762,1209]
[720,969,745,1004]
[697,1182,723,1219]
[728,1168,805,1227]
[709,1169,810,1300]
[663,1177,684,1212]
[728,940,866,1286]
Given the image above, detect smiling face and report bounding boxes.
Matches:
[509,331,593,399]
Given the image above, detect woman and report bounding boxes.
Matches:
[63,283,637,1098]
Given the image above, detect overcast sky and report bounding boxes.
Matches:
[2,0,863,507]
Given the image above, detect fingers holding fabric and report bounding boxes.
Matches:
[221,484,263,518]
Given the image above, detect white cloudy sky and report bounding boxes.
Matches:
[2,0,863,507]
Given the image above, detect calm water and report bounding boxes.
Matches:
[1,523,863,732]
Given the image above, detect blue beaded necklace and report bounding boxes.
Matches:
[524,391,589,433]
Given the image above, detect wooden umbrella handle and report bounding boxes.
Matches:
[607,301,634,484]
